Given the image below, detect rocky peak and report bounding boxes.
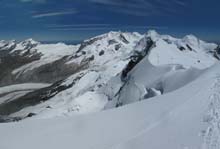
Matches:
[21,38,39,46]
[213,45,220,60]
[215,45,220,55]
[20,38,39,50]
[0,40,17,51]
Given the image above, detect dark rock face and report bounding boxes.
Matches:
[186,44,193,51]
[216,45,220,55]
[99,50,105,56]
[115,44,121,51]
[0,49,41,87]
[179,46,186,51]
[0,41,41,86]
[213,45,220,60]
[26,113,36,117]
[121,37,154,80]
[119,34,129,44]
[82,51,86,55]
[114,37,155,107]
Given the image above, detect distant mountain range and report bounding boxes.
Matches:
[0,30,220,149]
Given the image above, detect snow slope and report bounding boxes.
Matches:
[147,30,217,69]
[0,63,220,149]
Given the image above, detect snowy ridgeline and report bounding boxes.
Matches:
[0,30,220,149]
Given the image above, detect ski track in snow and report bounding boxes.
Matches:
[203,75,220,149]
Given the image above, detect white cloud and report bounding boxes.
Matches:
[32,10,78,18]
[89,0,188,16]
[46,24,111,28]
[48,24,168,31]
[20,0,46,3]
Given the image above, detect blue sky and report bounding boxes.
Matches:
[0,0,219,42]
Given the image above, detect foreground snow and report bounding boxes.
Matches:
[1,63,220,149]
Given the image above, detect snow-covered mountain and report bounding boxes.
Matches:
[0,30,220,148]
[0,30,219,118]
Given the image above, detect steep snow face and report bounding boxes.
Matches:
[104,56,203,109]
[1,63,220,149]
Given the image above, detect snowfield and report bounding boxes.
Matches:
[1,63,220,149]
[0,30,220,149]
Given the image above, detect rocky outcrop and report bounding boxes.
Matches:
[215,45,220,55]
[115,37,155,107]
[119,34,129,44]
[121,37,154,80]
[213,45,220,60]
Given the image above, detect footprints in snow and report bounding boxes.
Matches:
[202,76,220,149]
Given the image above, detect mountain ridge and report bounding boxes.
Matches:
[0,30,219,120]
[1,30,220,149]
